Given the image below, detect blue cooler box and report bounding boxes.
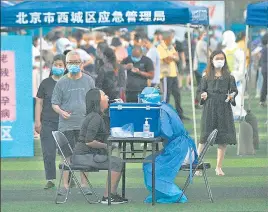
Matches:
[109,103,161,137]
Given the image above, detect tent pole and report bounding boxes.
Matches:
[39,27,43,83]
[187,24,197,146]
[247,26,252,110]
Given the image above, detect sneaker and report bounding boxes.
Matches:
[57,187,69,196]
[260,102,267,107]
[101,194,126,204]
[114,193,128,203]
[44,181,55,189]
[79,187,92,195]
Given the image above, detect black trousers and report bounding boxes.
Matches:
[162,77,184,118]
[260,71,267,102]
[40,121,58,180]
[195,72,202,104]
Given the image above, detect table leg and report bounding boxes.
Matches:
[108,142,112,206]
[152,142,156,206]
[122,142,126,198]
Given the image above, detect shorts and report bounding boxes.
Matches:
[71,154,123,173]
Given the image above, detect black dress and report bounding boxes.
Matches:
[200,75,238,145]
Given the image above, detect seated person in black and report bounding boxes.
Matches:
[72,88,127,204]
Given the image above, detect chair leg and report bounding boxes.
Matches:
[177,166,200,203]
[202,168,214,203]
[82,172,101,203]
[69,171,98,204]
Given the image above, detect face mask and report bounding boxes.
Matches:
[203,37,208,42]
[89,40,95,46]
[141,47,147,54]
[80,40,86,46]
[193,33,199,39]
[67,64,80,74]
[130,40,134,46]
[71,42,77,48]
[34,60,45,68]
[131,56,141,63]
[260,31,266,36]
[52,67,64,76]
[213,59,225,69]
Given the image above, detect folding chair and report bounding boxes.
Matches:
[52,131,101,204]
[178,129,218,203]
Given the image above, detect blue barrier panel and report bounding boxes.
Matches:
[1,36,34,158]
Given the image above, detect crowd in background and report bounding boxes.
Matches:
[32,26,267,134]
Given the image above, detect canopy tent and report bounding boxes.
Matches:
[1,1,210,144]
[246,1,268,27]
[1,1,16,7]
[1,1,209,27]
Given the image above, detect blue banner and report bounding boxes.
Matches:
[1,1,209,28]
[1,36,34,158]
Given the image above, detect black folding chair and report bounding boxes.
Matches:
[178,129,218,203]
[52,131,101,204]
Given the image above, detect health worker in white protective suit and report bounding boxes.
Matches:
[222,31,247,119]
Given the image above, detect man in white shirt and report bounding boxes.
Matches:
[142,36,161,87]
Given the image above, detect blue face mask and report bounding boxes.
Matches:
[131,56,141,63]
[52,67,64,76]
[67,64,80,74]
[203,37,208,42]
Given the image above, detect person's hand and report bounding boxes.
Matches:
[182,62,186,70]
[126,63,134,70]
[131,67,140,74]
[60,110,71,119]
[201,92,208,100]
[34,121,42,134]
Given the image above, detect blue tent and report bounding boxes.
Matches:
[246,1,268,26]
[1,1,209,28]
[1,1,16,7]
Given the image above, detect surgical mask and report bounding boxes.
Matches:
[130,40,134,46]
[80,40,86,46]
[141,47,147,54]
[131,56,141,63]
[51,67,64,76]
[203,37,208,42]
[260,31,266,36]
[213,59,225,69]
[123,41,129,47]
[193,33,199,39]
[67,64,80,74]
[71,42,77,48]
[34,60,45,68]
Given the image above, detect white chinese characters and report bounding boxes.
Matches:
[43,12,55,24]
[112,11,124,23]
[15,10,166,25]
[1,126,13,141]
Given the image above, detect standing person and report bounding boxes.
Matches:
[121,46,154,102]
[96,47,126,100]
[170,29,187,90]
[193,31,208,108]
[157,31,189,120]
[260,33,268,107]
[51,51,95,195]
[142,36,161,88]
[35,54,66,189]
[198,50,238,176]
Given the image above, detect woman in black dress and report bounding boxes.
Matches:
[198,50,238,176]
